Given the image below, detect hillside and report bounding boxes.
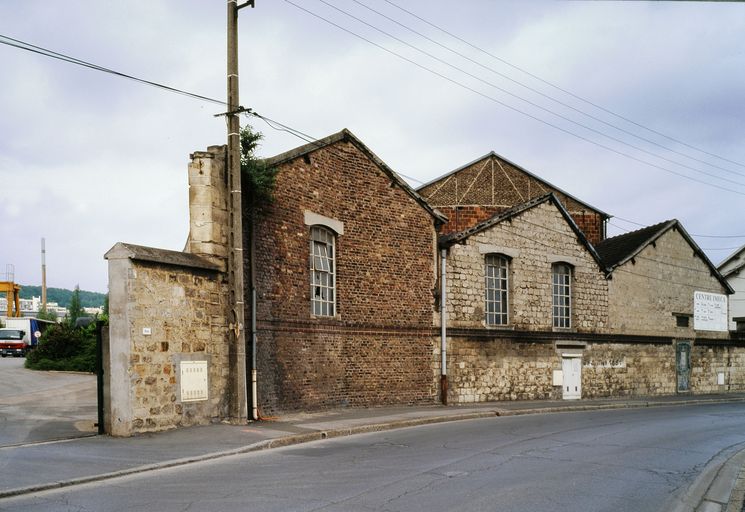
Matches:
[18,285,106,308]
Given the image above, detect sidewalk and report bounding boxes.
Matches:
[2,393,745,507]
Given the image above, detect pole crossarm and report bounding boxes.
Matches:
[214,106,253,118]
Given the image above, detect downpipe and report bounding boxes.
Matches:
[440,248,448,405]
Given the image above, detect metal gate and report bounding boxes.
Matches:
[676,341,691,393]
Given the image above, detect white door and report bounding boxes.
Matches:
[562,356,582,400]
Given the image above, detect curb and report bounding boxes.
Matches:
[2,397,745,500]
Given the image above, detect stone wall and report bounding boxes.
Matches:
[106,244,229,436]
[248,132,440,413]
[445,200,608,332]
[607,227,730,339]
[446,335,745,404]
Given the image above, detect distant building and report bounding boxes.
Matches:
[718,244,745,331]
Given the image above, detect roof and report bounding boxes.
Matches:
[718,243,745,278]
[417,151,610,219]
[595,220,734,293]
[263,129,448,224]
[439,193,605,270]
[104,243,224,272]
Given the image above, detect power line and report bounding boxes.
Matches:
[613,216,745,239]
[307,0,745,188]
[345,0,745,180]
[0,34,226,107]
[382,0,745,171]
[282,0,745,197]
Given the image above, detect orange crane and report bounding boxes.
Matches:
[1,264,22,318]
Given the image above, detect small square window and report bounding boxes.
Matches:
[675,315,690,328]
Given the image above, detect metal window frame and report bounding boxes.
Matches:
[485,254,509,326]
[552,263,572,328]
[310,226,336,317]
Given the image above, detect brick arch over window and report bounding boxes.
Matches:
[310,225,336,317]
[485,253,510,326]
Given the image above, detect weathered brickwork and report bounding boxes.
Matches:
[607,228,729,339]
[445,200,608,332]
[248,133,440,413]
[419,154,606,243]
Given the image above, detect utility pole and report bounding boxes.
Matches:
[227,0,254,422]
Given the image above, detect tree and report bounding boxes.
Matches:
[67,285,85,325]
[240,125,277,206]
[36,307,58,322]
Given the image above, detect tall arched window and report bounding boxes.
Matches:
[552,263,572,328]
[485,254,509,325]
[310,226,336,316]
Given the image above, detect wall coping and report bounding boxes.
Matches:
[104,242,224,272]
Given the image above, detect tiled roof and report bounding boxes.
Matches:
[595,220,675,270]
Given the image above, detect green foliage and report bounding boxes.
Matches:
[240,125,277,206]
[19,285,106,308]
[36,308,58,322]
[67,285,86,326]
[25,322,96,373]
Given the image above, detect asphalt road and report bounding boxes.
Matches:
[0,357,96,446]
[3,402,745,511]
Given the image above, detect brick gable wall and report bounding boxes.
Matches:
[247,140,439,413]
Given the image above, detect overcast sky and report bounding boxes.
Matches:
[1,1,744,293]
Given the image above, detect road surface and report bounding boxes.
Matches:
[2,402,745,511]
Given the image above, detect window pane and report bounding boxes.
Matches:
[310,227,336,317]
[485,255,509,326]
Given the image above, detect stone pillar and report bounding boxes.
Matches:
[187,146,229,259]
[103,243,135,436]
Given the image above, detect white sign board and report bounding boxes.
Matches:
[693,291,728,332]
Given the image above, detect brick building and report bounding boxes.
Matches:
[249,130,446,414]
[418,152,610,244]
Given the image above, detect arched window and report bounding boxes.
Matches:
[552,263,572,328]
[485,254,509,325]
[310,226,336,316]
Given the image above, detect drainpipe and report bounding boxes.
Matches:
[250,286,258,420]
[440,248,448,405]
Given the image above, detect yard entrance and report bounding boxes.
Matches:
[0,356,97,446]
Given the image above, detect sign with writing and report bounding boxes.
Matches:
[693,291,728,332]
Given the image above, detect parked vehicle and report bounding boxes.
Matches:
[0,318,54,357]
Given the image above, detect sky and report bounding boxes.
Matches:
[1,1,744,293]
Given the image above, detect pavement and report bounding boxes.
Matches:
[2,393,745,511]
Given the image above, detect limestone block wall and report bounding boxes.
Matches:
[607,228,730,339]
[581,343,675,397]
[447,337,560,402]
[446,336,745,404]
[445,201,608,332]
[187,146,229,258]
[106,244,229,436]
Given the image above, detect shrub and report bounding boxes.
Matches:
[25,323,96,373]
